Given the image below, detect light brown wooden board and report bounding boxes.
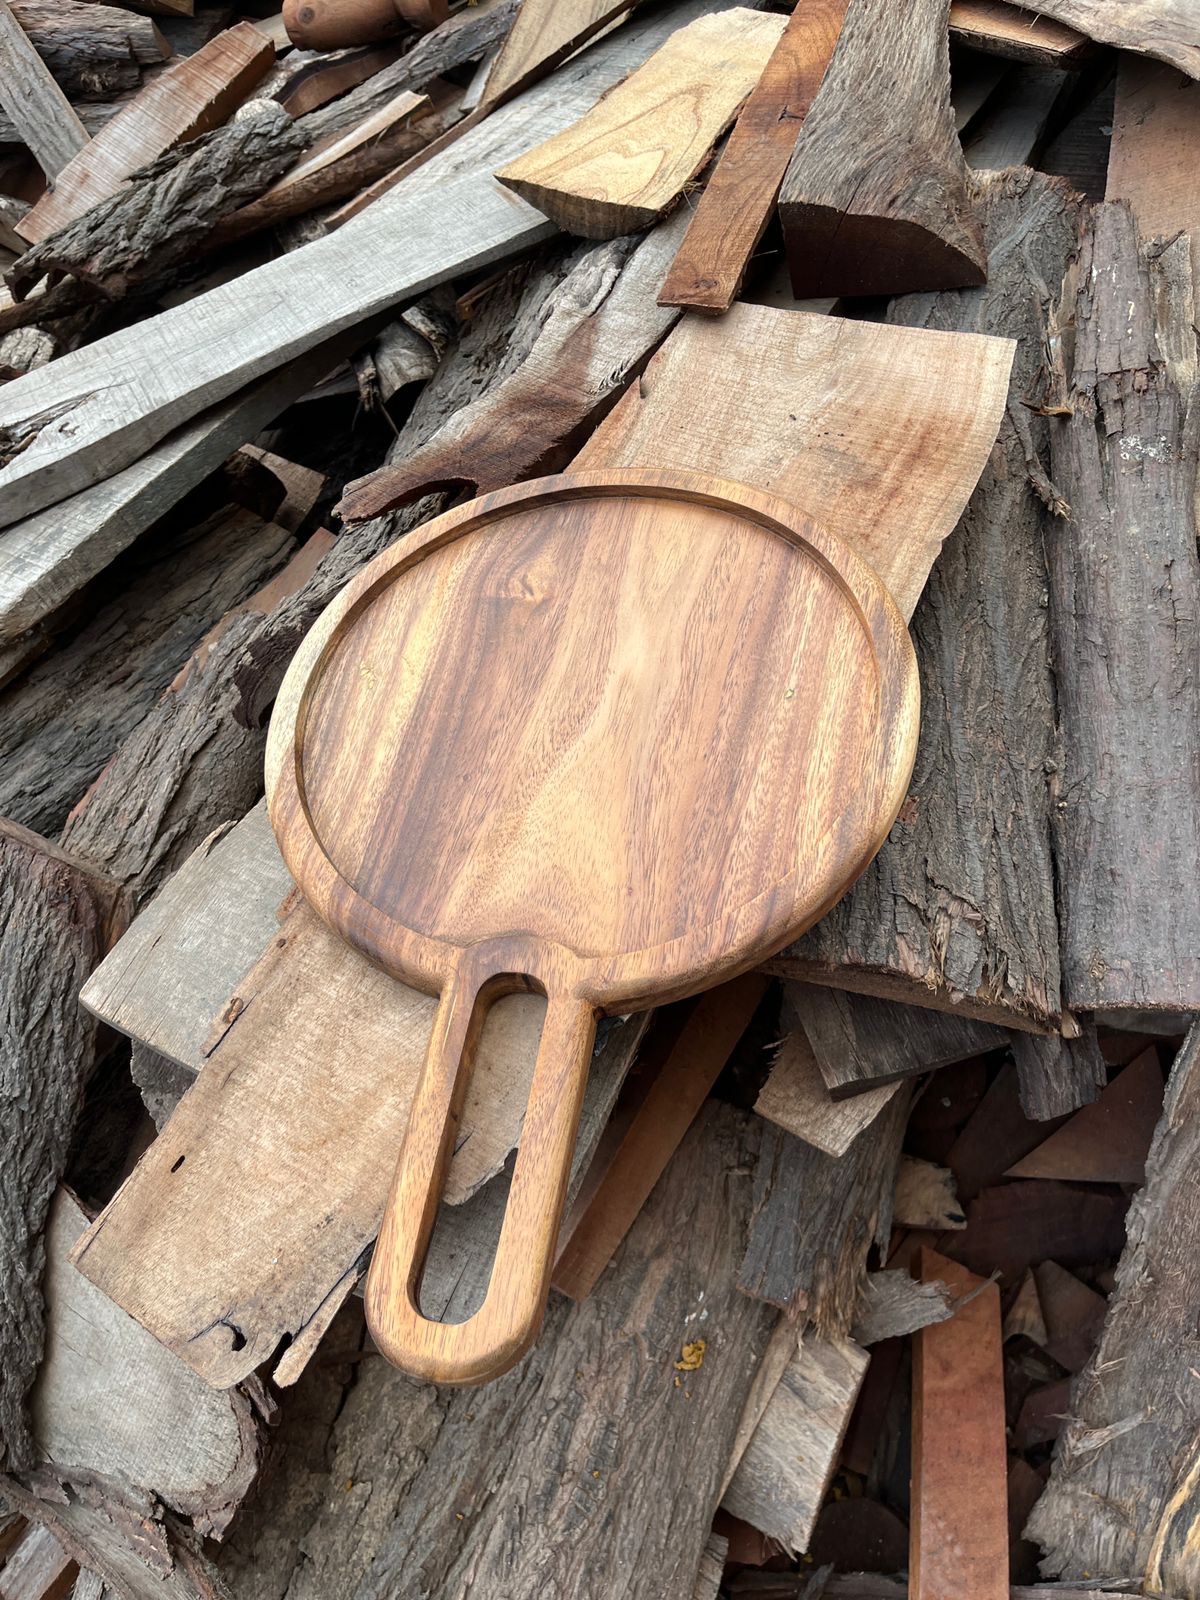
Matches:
[779,0,986,298]
[0,0,89,177]
[268,471,919,1383]
[496,8,788,239]
[911,1246,1008,1598]
[754,1025,902,1158]
[1010,0,1200,78]
[949,0,1091,65]
[16,22,274,245]
[479,0,635,110]
[657,0,849,313]
[1107,51,1200,277]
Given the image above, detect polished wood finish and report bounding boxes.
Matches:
[911,1246,1008,1599]
[496,9,788,239]
[779,0,986,297]
[658,0,849,313]
[282,0,446,51]
[268,470,920,1383]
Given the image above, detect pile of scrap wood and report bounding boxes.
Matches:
[1,0,1199,1594]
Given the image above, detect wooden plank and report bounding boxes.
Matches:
[754,1024,902,1159]
[774,169,1083,1031]
[779,0,986,297]
[657,0,848,313]
[1046,204,1200,1014]
[0,0,719,528]
[1028,1025,1200,1590]
[0,822,128,1473]
[1010,0,1200,78]
[577,302,1013,622]
[721,1335,869,1554]
[552,973,768,1300]
[795,985,1005,1099]
[911,1247,1008,1599]
[0,0,89,177]
[15,22,274,245]
[0,1526,75,1600]
[945,1181,1130,1284]
[496,9,788,239]
[950,0,1092,66]
[275,42,406,116]
[1107,51,1200,276]
[479,0,633,110]
[1006,1048,1163,1183]
[962,63,1074,169]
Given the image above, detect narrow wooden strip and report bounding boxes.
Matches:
[657,0,849,313]
[16,21,274,244]
[0,0,89,177]
[552,972,768,1300]
[1107,51,1200,276]
[1009,0,1200,79]
[949,0,1092,66]
[496,9,789,240]
[911,1246,1008,1599]
[479,0,632,110]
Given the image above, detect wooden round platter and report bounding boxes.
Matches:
[266,468,919,1385]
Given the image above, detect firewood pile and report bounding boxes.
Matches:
[1,0,1198,1595]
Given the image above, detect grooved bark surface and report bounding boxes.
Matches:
[1046,204,1200,1013]
[779,0,985,296]
[1028,1027,1200,1585]
[780,169,1083,1030]
[11,0,167,100]
[0,822,125,1471]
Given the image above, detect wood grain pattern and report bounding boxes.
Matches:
[479,0,636,111]
[779,0,987,297]
[1107,52,1200,276]
[911,1246,1008,1599]
[15,21,274,245]
[949,0,1091,65]
[1009,0,1200,78]
[657,0,849,313]
[754,1021,902,1158]
[267,470,919,1383]
[0,0,89,177]
[496,8,788,239]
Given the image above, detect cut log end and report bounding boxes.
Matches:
[783,204,988,298]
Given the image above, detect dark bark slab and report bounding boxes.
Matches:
[1028,1026,1200,1588]
[777,168,1083,1031]
[1045,203,1200,1015]
[10,0,168,100]
[0,821,128,1470]
[1008,1019,1106,1120]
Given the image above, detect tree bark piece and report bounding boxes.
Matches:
[1007,1021,1107,1121]
[949,0,1092,66]
[1027,1026,1200,1588]
[0,1,711,528]
[737,1087,910,1330]
[553,973,768,1301]
[755,1024,902,1158]
[338,218,686,520]
[15,22,274,246]
[722,1335,868,1555]
[497,9,788,240]
[0,822,128,1471]
[1006,1048,1163,1184]
[657,0,848,313]
[779,0,986,298]
[795,985,1005,1099]
[852,1269,954,1346]
[776,169,1083,1031]
[911,1247,1008,1600]
[0,0,89,177]
[10,0,169,100]
[1046,203,1200,1015]
[1010,0,1200,78]
[8,99,308,300]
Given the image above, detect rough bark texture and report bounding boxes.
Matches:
[1046,204,1200,1014]
[737,1086,910,1332]
[1008,1018,1107,1120]
[8,101,308,301]
[10,0,167,100]
[781,168,1083,1030]
[0,506,294,842]
[215,1102,776,1600]
[0,822,127,1471]
[1028,1026,1200,1586]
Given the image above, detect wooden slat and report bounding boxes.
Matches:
[1107,51,1200,275]
[0,0,89,177]
[496,9,788,239]
[657,0,848,313]
[911,1246,1008,1599]
[1009,0,1200,79]
[949,0,1092,66]
[962,63,1074,168]
[754,1025,902,1159]
[0,1,717,529]
[552,973,768,1300]
[16,21,273,244]
[479,0,634,110]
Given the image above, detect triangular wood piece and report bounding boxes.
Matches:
[779,0,986,297]
[1005,1048,1163,1184]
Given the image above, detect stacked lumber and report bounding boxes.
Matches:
[0,0,1197,1595]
